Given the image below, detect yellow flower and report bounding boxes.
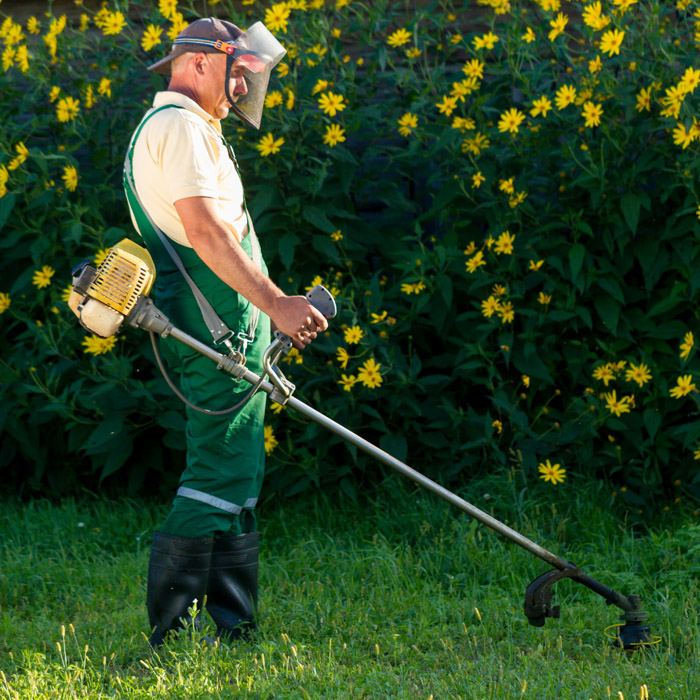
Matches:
[256,133,285,157]
[141,24,162,52]
[529,260,544,271]
[167,12,188,41]
[472,172,485,188]
[338,374,359,392]
[462,132,490,155]
[481,296,502,318]
[635,86,651,113]
[400,281,426,295]
[14,45,29,73]
[336,346,349,370]
[94,248,110,267]
[555,84,576,110]
[323,123,346,146]
[538,292,552,305]
[32,265,55,289]
[406,47,421,58]
[582,2,610,31]
[398,113,418,137]
[498,301,514,324]
[83,85,96,109]
[285,89,294,110]
[0,292,10,314]
[344,325,364,344]
[472,32,498,50]
[387,28,411,47]
[494,230,514,255]
[2,46,16,72]
[318,91,345,117]
[452,116,475,131]
[435,95,458,116]
[497,108,526,135]
[680,332,695,361]
[625,362,651,387]
[538,459,566,484]
[521,27,535,43]
[672,123,695,149]
[499,178,515,195]
[370,311,387,324]
[82,335,117,356]
[265,3,291,33]
[158,0,178,19]
[592,363,615,386]
[312,79,330,95]
[588,55,602,73]
[102,11,126,35]
[357,358,383,388]
[582,101,603,128]
[56,96,80,123]
[603,390,632,416]
[530,96,552,118]
[281,347,303,365]
[264,425,279,454]
[599,28,624,57]
[492,419,502,434]
[462,59,484,79]
[0,164,8,198]
[522,374,530,388]
[97,78,112,97]
[680,66,700,95]
[49,86,61,102]
[7,142,29,171]
[548,12,568,41]
[330,229,343,242]
[27,17,41,35]
[62,165,78,192]
[79,14,89,32]
[466,250,486,274]
[265,91,283,108]
[492,284,507,296]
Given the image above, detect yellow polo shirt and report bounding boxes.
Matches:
[131,91,250,247]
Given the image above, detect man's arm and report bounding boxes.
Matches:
[174,196,328,348]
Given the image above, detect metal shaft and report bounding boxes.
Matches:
[165,325,635,611]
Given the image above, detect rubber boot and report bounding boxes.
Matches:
[206,532,259,643]
[146,532,213,648]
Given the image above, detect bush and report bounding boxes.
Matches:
[1,0,699,515]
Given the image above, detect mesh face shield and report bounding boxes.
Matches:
[227,22,286,130]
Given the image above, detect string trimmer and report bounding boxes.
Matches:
[68,239,656,650]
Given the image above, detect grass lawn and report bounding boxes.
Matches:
[0,473,698,699]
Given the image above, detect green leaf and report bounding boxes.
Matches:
[597,277,625,304]
[621,192,640,234]
[0,194,17,234]
[379,433,408,462]
[435,272,452,307]
[594,294,620,335]
[303,206,336,234]
[278,232,300,270]
[569,243,586,281]
[643,408,662,440]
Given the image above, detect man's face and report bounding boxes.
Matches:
[205,54,248,120]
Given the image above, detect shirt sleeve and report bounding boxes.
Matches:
[153,111,220,203]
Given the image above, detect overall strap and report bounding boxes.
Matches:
[123,105,262,353]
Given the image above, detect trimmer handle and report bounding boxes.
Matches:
[273,284,337,351]
[306,284,337,320]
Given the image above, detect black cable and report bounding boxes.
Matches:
[149,331,265,415]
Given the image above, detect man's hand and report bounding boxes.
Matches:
[270,295,328,349]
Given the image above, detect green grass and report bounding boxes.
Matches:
[0,472,699,699]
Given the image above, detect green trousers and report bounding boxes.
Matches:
[150,233,270,539]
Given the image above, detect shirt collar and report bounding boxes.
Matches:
[153,91,223,135]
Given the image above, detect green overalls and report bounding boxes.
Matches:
[124,105,270,539]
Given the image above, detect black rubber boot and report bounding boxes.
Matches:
[146,532,214,648]
[206,531,259,643]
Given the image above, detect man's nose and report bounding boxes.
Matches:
[234,75,248,96]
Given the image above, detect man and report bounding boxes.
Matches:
[124,17,328,647]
